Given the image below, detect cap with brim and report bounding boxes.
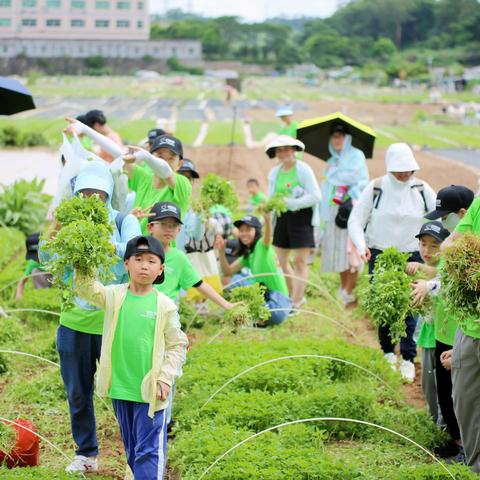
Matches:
[178,159,200,179]
[124,235,165,284]
[275,106,294,117]
[150,134,183,159]
[265,135,305,159]
[234,215,262,230]
[415,221,450,243]
[148,201,183,225]
[148,128,166,143]
[426,185,474,220]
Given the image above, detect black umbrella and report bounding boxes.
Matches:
[0,77,36,115]
[297,112,376,160]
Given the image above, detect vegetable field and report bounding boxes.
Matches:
[0,225,476,478]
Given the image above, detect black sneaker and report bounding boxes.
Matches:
[446,447,466,465]
[434,440,461,458]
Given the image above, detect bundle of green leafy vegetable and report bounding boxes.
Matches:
[254,193,287,216]
[0,178,50,235]
[440,233,480,326]
[192,173,238,218]
[358,248,429,344]
[44,194,117,308]
[224,283,270,331]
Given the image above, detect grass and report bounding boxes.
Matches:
[204,121,245,146]
[250,121,279,141]
[173,120,201,146]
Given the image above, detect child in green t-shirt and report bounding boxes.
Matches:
[246,178,267,213]
[75,235,188,480]
[215,210,292,327]
[408,222,450,424]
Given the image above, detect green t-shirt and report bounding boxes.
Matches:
[154,247,202,302]
[60,306,104,336]
[24,259,43,276]
[240,240,289,296]
[128,165,192,234]
[249,192,267,206]
[278,121,298,139]
[109,290,157,402]
[417,315,436,349]
[275,165,300,196]
[454,197,480,339]
[434,297,457,346]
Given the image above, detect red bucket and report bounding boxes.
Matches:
[0,419,40,468]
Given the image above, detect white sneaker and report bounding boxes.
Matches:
[66,455,98,474]
[338,288,355,306]
[399,359,415,383]
[384,353,398,371]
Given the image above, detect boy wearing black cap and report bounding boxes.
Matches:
[426,185,474,232]
[146,202,234,310]
[123,135,192,234]
[408,222,450,419]
[75,235,187,480]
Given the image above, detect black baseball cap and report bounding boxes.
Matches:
[426,185,474,220]
[415,221,450,243]
[148,202,183,225]
[124,235,165,284]
[178,159,200,179]
[150,134,183,159]
[234,215,262,230]
[147,128,166,144]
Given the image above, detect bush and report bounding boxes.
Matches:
[0,127,46,147]
[17,288,61,322]
[0,178,51,236]
[0,228,24,270]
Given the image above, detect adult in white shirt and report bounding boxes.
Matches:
[348,143,436,382]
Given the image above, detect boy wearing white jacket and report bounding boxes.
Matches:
[348,143,436,382]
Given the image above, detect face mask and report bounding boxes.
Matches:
[442,213,461,232]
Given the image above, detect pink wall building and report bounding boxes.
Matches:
[0,0,150,40]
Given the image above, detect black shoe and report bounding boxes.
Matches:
[252,322,268,328]
[434,440,461,458]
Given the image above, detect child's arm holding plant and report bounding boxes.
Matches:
[262,209,272,246]
[156,311,188,400]
[74,271,108,311]
[214,235,242,277]
[405,262,438,278]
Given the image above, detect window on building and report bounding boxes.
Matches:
[117,1,130,9]
[137,1,143,9]
[22,0,36,7]
[137,20,143,28]
[71,0,85,7]
[116,20,129,28]
[21,18,36,26]
[46,18,61,26]
[95,19,109,27]
[0,18,11,26]
[0,0,12,7]
[46,0,61,7]
[71,19,84,27]
[95,0,109,8]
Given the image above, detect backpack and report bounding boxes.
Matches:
[372,177,428,212]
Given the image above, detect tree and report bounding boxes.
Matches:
[372,37,397,60]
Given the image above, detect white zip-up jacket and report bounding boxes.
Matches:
[348,144,436,255]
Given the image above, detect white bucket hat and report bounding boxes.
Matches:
[265,135,305,159]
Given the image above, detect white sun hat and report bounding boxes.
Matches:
[265,135,305,159]
[275,105,294,117]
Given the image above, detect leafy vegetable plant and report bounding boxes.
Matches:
[192,174,238,218]
[224,283,270,331]
[44,195,116,308]
[440,233,480,326]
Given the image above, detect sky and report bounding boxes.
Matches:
[149,0,340,22]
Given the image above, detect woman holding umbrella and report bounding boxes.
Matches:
[320,123,369,305]
[266,135,322,313]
